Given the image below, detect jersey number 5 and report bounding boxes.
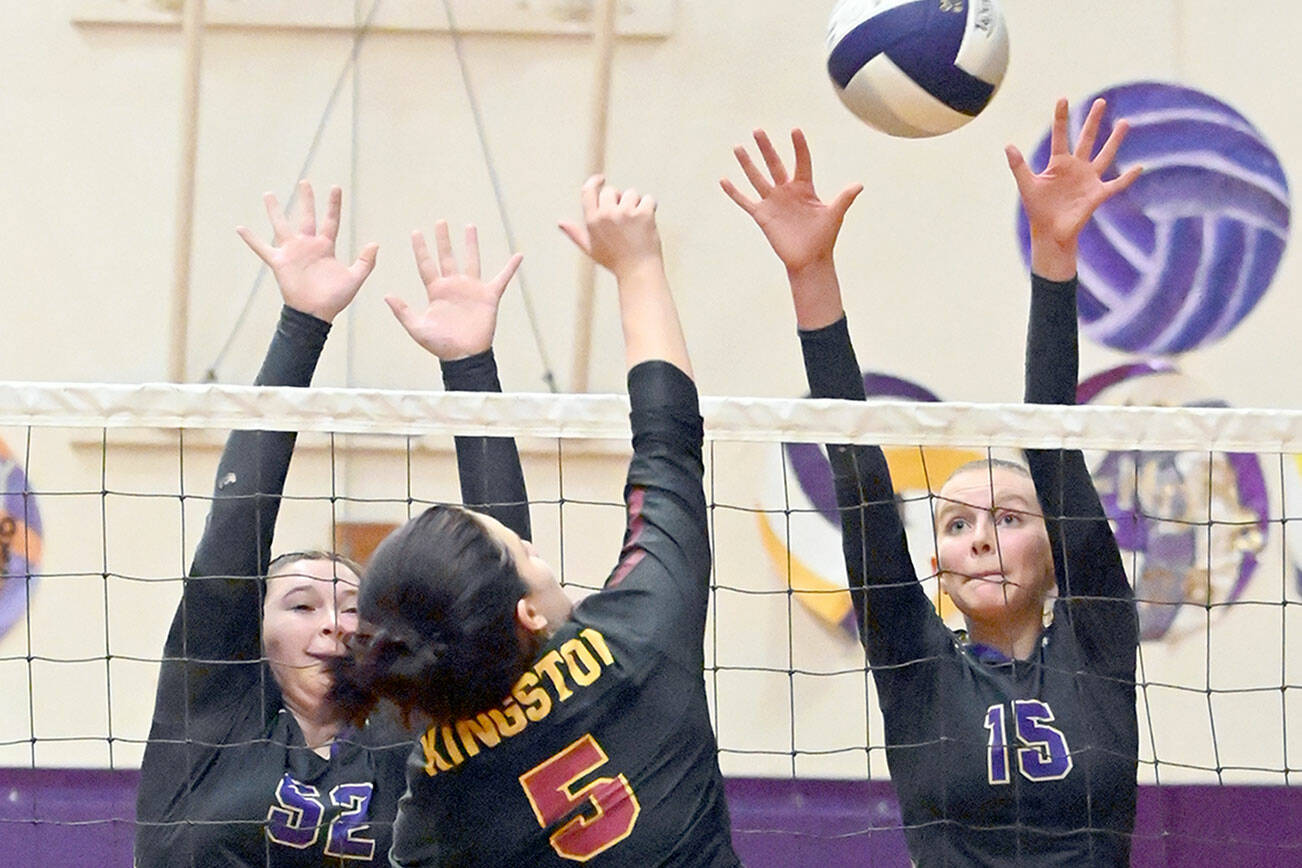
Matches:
[984,700,1074,785]
[519,733,642,862]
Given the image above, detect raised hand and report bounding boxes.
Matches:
[559,174,662,279]
[721,129,861,331]
[1006,98,1143,281]
[236,181,379,323]
[721,129,863,277]
[386,221,523,361]
[559,175,690,376]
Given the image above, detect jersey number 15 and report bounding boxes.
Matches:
[984,700,1074,785]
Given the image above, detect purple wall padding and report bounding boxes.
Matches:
[2,769,1300,866]
[0,768,138,868]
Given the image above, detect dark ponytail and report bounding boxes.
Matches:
[329,505,536,729]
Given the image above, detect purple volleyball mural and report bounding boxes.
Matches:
[1078,362,1268,642]
[758,374,980,639]
[0,436,41,640]
[1017,82,1291,354]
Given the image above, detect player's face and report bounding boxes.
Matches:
[935,467,1054,629]
[263,558,361,717]
[473,513,573,635]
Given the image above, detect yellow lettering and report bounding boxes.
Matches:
[490,700,528,737]
[580,628,615,666]
[561,638,601,687]
[513,670,553,722]
[534,649,574,701]
[420,727,453,776]
[442,724,465,766]
[456,714,502,757]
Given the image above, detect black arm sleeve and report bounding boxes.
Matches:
[1023,275,1137,676]
[579,361,710,669]
[158,305,330,722]
[797,318,937,665]
[440,349,531,541]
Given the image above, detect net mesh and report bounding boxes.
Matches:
[0,381,1299,857]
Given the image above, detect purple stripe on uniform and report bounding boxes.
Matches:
[826,1,929,88]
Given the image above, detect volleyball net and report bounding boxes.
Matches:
[0,380,1300,859]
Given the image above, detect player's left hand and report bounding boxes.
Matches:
[386,221,523,361]
[1007,99,1142,280]
[236,181,379,323]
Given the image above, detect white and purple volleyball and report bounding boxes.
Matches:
[1016,82,1291,355]
[826,0,1009,138]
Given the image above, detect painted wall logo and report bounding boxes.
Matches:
[0,436,41,640]
[1016,81,1290,354]
[757,374,979,638]
[1077,363,1268,642]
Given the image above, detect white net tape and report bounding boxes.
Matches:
[3,381,1302,450]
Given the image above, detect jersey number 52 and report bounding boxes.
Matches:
[984,700,1074,785]
[519,733,642,862]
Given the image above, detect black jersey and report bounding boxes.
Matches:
[390,361,740,867]
[799,277,1138,866]
[135,307,529,867]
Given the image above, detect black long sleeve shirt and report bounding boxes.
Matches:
[135,308,530,867]
[798,277,1138,866]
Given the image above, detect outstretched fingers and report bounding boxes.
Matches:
[733,144,772,199]
[753,129,789,187]
[464,224,481,280]
[488,252,524,299]
[262,191,290,241]
[1074,98,1107,161]
[320,186,343,243]
[558,220,590,255]
[1049,98,1069,156]
[719,177,758,214]
[1103,164,1144,200]
[791,129,814,184]
[384,295,417,335]
[1004,143,1036,195]
[433,220,458,278]
[411,230,439,291]
[580,174,604,220]
[235,224,275,266]
[829,182,864,222]
[349,242,379,283]
[296,180,317,236]
[1092,118,1131,174]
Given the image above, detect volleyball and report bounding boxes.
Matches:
[826,0,1010,138]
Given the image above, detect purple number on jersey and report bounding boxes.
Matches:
[326,783,377,860]
[984,700,1074,785]
[1013,700,1074,781]
[266,774,325,848]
